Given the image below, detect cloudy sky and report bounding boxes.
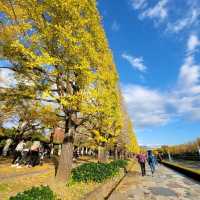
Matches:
[98,0,200,146]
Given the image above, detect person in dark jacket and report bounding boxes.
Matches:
[147,150,156,175]
[29,141,40,167]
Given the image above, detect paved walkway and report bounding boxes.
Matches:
[108,165,200,200]
[0,169,50,180]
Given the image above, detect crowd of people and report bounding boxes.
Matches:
[1,138,163,172]
[136,150,162,176]
[1,139,51,168]
[1,138,97,168]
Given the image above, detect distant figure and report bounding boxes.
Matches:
[58,144,62,156]
[157,152,163,163]
[168,151,172,161]
[147,150,156,175]
[50,143,54,156]
[21,140,32,165]
[2,138,12,156]
[198,147,200,158]
[29,141,40,167]
[11,140,25,167]
[136,152,146,176]
[39,143,45,165]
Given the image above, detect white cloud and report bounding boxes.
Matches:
[130,0,147,10]
[130,0,200,34]
[178,56,200,94]
[172,95,200,121]
[122,84,170,127]
[167,8,200,33]
[111,21,120,32]
[177,34,200,94]
[140,0,168,21]
[0,68,15,88]
[169,33,200,121]
[187,34,200,54]
[122,33,200,127]
[2,115,19,129]
[122,53,147,72]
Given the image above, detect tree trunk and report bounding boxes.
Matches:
[114,146,118,160]
[56,118,75,182]
[85,147,88,155]
[98,145,107,163]
[124,151,128,160]
[55,138,73,182]
[120,150,125,160]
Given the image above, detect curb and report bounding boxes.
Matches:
[81,168,125,200]
[104,168,127,200]
[161,160,200,182]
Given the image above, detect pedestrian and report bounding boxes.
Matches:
[39,143,46,165]
[136,152,146,176]
[21,140,32,165]
[147,150,156,175]
[157,152,163,163]
[11,140,25,167]
[2,138,12,156]
[29,141,40,167]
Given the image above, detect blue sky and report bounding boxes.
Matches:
[97,0,200,146]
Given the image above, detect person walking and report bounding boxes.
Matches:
[136,152,146,176]
[11,140,25,167]
[147,150,156,176]
[29,141,40,167]
[157,152,163,163]
[2,138,12,156]
[21,140,32,165]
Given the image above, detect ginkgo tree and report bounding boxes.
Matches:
[0,0,128,182]
[90,86,123,162]
[115,97,139,159]
[126,118,140,154]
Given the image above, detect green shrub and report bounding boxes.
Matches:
[72,162,119,183]
[0,140,6,148]
[9,186,55,200]
[110,160,128,169]
[71,160,128,183]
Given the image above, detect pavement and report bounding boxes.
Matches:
[108,164,200,200]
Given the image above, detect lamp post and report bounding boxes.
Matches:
[168,151,172,161]
[197,144,200,158]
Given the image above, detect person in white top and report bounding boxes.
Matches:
[2,138,12,156]
[11,140,25,167]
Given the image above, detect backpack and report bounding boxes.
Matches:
[148,155,154,163]
[137,154,146,163]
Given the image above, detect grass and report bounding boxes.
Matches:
[0,168,100,200]
[0,157,102,199]
[51,181,100,200]
[0,157,137,200]
[0,183,9,192]
[0,169,54,199]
